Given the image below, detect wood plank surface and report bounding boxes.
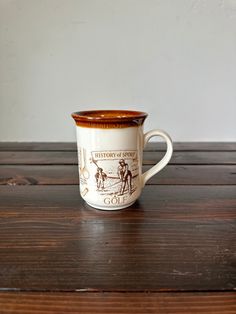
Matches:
[0,142,235,312]
[1,142,236,151]
[0,292,235,314]
[0,185,235,291]
[1,151,236,165]
[1,165,236,185]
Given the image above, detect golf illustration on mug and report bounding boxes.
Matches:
[89,150,138,199]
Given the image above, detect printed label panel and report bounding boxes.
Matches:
[78,148,139,205]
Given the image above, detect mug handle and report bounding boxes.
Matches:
[142,129,173,187]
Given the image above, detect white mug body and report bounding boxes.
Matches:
[72,110,173,211]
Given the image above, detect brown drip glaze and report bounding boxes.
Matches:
[71,110,148,128]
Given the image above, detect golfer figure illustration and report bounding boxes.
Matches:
[117,159,132,195]
[95,167,107,191]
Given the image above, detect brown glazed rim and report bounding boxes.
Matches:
[71,110,148,128]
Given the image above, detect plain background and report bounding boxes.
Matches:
[0,0,236,142]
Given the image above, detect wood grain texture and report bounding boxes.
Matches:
[0,142,235,312]
[0,142,236,151]
[1,165,236,185]
[1,151,236,165]
[0,185,235,291]
[0,292,235,314]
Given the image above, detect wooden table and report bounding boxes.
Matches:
[0,142,235,313]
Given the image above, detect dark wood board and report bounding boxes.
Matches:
[0,292,235,314]
[0,165,236,185]
[0,142,236,151]
[1,151,236,165]
[0,185,235,291]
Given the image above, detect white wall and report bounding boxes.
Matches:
[0,0,236,142]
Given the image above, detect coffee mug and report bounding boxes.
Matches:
[72,110,173,210]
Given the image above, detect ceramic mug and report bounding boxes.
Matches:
[71,110,173,210]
